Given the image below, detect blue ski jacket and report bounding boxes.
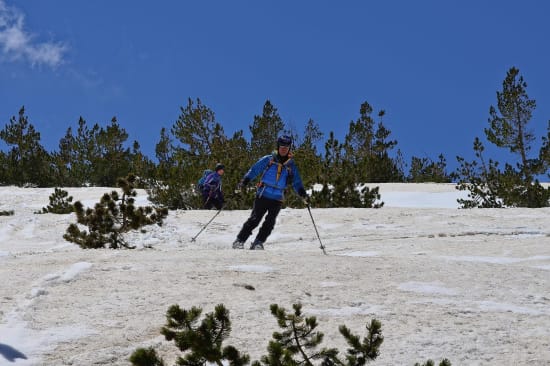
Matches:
[243,152,306,202]
[202,172,224,202]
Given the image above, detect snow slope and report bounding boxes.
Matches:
[0,184,549,365]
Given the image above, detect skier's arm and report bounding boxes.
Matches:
[242,155,272,185]
[291,164,308,199]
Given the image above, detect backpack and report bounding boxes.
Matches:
[197,169,214,192]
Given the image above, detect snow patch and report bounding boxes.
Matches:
[337,251,379,257]
[440,255,550,264]
[398,281,457,296]
[378,191,469,208]
[60,262,93,282]
[319,281,341,287]
[29,288,48,299]
[307,303,382,317]
[0,318,96,366]
[228,264,276,273]
[477,301,545,315]
[532,264,550,270]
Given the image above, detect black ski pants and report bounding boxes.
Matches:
[237,196,282,243]
[203,193,223,210]
[203,197,223,210]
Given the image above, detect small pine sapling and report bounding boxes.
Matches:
[38,188,74,214]
[260,303,336,366]
[261,303,383,366]
[64,174,168,249]
[337,319,383,366]
[129,347,165,366]
[414,359,452,366]
[130,303,399,366]
[131,304,250,366]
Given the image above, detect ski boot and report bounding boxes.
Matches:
[232,239,245,249]
[249,239,264,250]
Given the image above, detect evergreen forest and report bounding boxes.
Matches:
[1,67,548,208]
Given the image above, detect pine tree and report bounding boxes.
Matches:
[51,127,76,186]
[486,67,536,179]
[75,117,101,185]
[484,67,549,207]
[408,154,452,183]
[64,174,168,249]
[539,122,550,179]
[155,127,176,181]
[293,119,324,190]
[456,67,550,207]
[261,303,384,366]
[129,140,157,187]
[414,360,452,366]
[38,188,74,214]
[313,131,383,208]
[171,97,227,173]
[149,99,231,209]
[131,303,451,366]
[130,303,387,366]
[344,102,376,179]
[147,127,190,209]
[147,304,249,366]
[343,103,401,183]
[52,117,100,186]
[0,106,52,187]
[313,132,345,207]
[456,138,503,208]
[92,117,133,187]
[261,303,334,365]
[0,150,7,185]
[369,110,403,182]
[129,347,165,366]
[219,131,254,210]
[250,100,285,158]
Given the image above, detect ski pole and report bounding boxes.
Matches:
[191,208,222,242]
[306,204,327,255]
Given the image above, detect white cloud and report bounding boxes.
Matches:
[0,0,66,68]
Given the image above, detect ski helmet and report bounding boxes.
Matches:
[277,135,292,148]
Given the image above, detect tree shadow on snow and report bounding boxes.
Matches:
[0,343,27,362]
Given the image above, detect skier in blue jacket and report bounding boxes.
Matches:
[232,135,309,250]
[202,163,225,210]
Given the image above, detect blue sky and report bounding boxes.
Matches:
[1,1,549,174]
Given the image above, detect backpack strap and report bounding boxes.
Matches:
[258,153,294,188]
[203,171,221,194]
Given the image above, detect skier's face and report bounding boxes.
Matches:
[278,145,290,156]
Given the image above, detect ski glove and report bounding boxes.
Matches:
[236,177,251,192]
[298,188,310,204]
